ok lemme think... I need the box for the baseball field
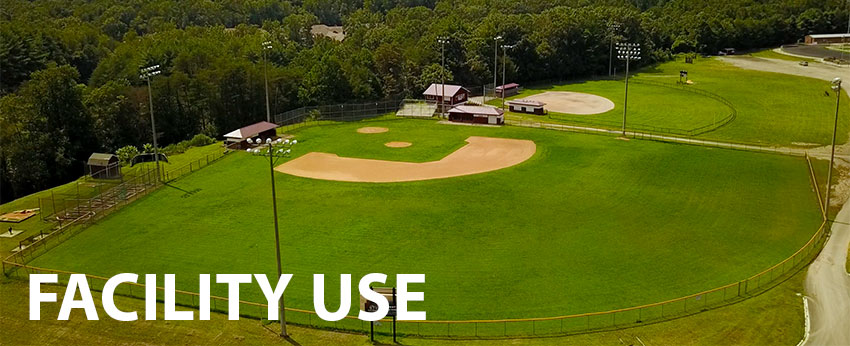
[27,117,822,320]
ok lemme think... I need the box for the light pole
[500,44,514,112]
[140,65,162,182]
[608,23,620,77]
[825,77,842,220]
[438,37,449,117]
[262,41,273,123]
[246,136,297,336]
[616,42,641,137]
[493,35,502,102]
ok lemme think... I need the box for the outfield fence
[2,216,827,338]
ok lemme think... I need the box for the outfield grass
[747,49,816,63]
[0,267,805,345]
[505,56,850,146]
[29,119,821,320]
[498,79,730,133]
[0,143,224,259]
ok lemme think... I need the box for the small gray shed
[88,153,121,179]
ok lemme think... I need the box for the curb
[796,296,810,346]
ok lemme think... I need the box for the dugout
[448,105,504,125]
[87,153,121,179]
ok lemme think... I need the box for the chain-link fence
[38,151,228,224]
[274,99,404,131]
[2,214,826,338]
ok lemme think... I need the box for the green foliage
[142,143,154,153]
[3,0,850,202]
[115,145,140,165]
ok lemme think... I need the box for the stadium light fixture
[437,37,450,117]
[825,77,842,220]
[262,41,274,123]
[616,42,641,137]
[140,64,162,182]
[247,135,296,337]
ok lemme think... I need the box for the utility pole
[826,77,842,221]
[500,44,514,112]
[262,41,273,123]
[493,35,502,102]
[616,42,641,137]
[608,23,620,77]
[438,37,449,117]
[140,65,161,182]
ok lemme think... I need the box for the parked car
[718,48,736,56]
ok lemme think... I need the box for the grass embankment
[0,143,224,259]
[28,119,821,321]
[747,48,816,63]
[0,268,806,345]
[504,57,850,147]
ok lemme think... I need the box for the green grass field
[501,79,731,132]
[0,143,225,256]
[747,49,816,63]
[504,57,850,146]
[27,119,821,320]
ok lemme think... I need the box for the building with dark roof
[224,121,279,149]
[447,105,504,125]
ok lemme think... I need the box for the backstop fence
[3,152,828,338]
[273,99,404,131]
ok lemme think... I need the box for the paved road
[782,45,848,60]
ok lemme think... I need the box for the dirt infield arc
[523,91,615,115]
[275,136,536,182]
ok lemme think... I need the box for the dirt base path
[275,136,536,183]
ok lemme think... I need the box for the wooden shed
[88,153,121,179]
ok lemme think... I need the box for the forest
[1,0,847,202]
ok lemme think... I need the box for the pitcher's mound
[357,127,389,134]
[524,91,614,115]
[385,141,412,148]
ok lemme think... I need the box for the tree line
[1,0,847,202]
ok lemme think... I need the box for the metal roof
[507,99,545,107]
[87,153,118,166]
[224,121,279,140]
[496,83,520,91]
[423,84,467,97]
[808,33,850,39]
[448,105,504,116]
